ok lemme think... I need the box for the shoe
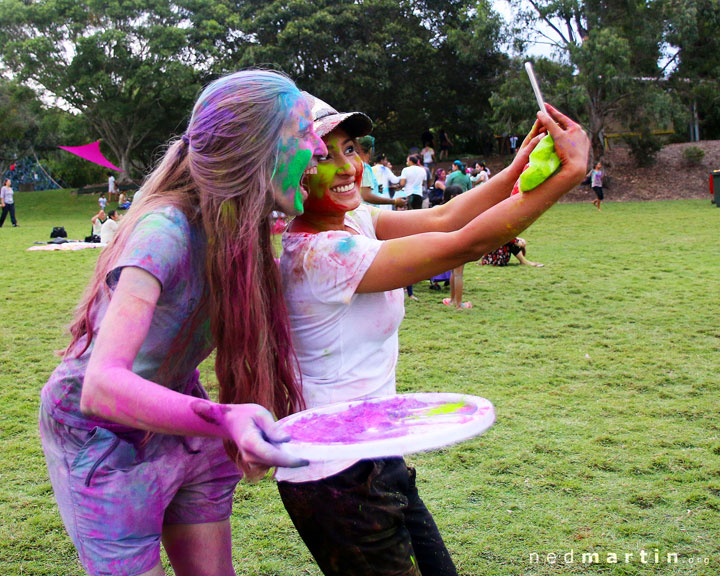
[12,224,18,227]
[442,298,452,306]
[408,295,419,301]
[458,301,472,309]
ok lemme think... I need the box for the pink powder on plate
[283,396,482,444]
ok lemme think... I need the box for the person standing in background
[107,172,118,202]
[0,179,18,227]
[372,154,400,203]
[399,154,427,210]
[420,143,435,173]
[357,137,406,210]
[590,161,604,210]
[438,128,453,160]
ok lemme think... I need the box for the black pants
[278,458,457,576]
[408,195,424,210]
[0,203,16,226]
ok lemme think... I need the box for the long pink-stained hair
[64,70,305,475]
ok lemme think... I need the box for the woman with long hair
[276,96,589,576]
[39,70,325,576]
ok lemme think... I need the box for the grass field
[1,189,718,575]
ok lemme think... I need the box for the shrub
[682,146,705,166]
[623,130,663,167]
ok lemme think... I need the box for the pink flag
[58,141,123,172]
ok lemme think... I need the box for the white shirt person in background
[398,153,427,210]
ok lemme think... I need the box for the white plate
[276,393,495,461]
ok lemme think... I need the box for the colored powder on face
[282,148,312,212]
[283,397,481,444]
[309,163,337,198]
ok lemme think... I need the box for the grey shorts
[39,406,242,576]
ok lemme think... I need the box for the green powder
[519,134,561,192]
[282,149,312,212]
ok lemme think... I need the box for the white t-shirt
[398,165,427,198]
[108,175,116,193]
[471,170,489,185]
[422,147,435,164]
[100,218,119,244]
[362,163,393,211]
[276,205,405,483]
[92,217,106,236]
[372,164,399,197]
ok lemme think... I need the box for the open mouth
[330,182,355,194]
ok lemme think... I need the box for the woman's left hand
[222,403,308,481]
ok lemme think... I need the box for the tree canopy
[503,0,669,161]
[0,0,215,177]
[0,0,712,182]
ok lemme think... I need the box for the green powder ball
[519,134,561,192]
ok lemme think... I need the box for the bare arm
[360,186,405,208]
[82,266,305,469]
[374,126,544,240]
[357,105,589,293]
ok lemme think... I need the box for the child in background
[590,161,604,210]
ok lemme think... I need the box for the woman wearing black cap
[276,97,589,576]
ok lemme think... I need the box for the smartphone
[524,62,547,114]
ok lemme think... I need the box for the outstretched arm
[374,121,547,240]
[82,266,306,471]
[357,105,588,293]
[360,186,406,208]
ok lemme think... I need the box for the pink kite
[58,141,123,172]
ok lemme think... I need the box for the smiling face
[303,126,363,217]
[272,96,327,216]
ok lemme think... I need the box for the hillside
[561,140,720,203]
[433,140,720,203]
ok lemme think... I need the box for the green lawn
[1,190,718,575]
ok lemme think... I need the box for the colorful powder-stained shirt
[41,206,212,433]
[277,204,405,482]
[591,169,603,188]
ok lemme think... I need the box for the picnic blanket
[27,242,106,252]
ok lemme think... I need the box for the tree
[441,1,508,152]
[665,0,720,139]
[227,0,506,152]
[0,79,40,174]
[506,0,668,161]
[489,57,582,143]
[0,0,222,178]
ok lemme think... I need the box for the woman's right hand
[536,103,590,184]
[221,403,308,480]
